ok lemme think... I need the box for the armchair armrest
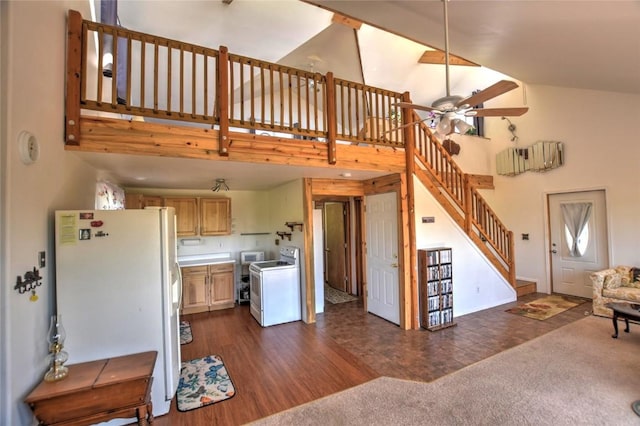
[590,268,616,295]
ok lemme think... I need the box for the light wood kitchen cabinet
[164,197,198,236]
[181,263,235,314]
[124,194,163,209]
[200,198,231,236]
[209,263,235,309]
[181,266,209,314]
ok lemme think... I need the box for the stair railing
[409,112,515,286]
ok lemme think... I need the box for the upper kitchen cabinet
[200,198,231,236]
[124,194,163,209]
[164,197,198,236]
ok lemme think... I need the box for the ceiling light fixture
[211,178,229,192]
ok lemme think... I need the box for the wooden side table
[25,351,157,426]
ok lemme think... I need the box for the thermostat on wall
[18,131,39,165]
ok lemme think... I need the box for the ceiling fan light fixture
[211,178,229,192]
[436,116,452,135]
[453,119,473,134]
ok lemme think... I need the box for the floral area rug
[177,355,236,412]
[324,285,358,304]
[180,320,193,345]
[505,294,589,321]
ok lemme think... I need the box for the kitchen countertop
[177,253,236,267]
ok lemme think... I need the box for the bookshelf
[418,248,456,331]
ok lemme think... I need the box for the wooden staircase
[516,279,537,297]
[407,112,517,289]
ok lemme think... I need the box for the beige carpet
[251,315,640,425]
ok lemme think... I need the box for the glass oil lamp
[44,314,69,382]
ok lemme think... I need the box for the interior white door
[549,190,608,298]
[365,192,400,324]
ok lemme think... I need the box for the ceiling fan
[394,0,528,137]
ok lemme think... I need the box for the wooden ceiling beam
[332,13,362,30]
[418,50,479,67]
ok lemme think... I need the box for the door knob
[391,263,398,268]
[551,249,557,254]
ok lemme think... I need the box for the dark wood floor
[153,292,591,425]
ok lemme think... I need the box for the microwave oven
[240,251,265,264]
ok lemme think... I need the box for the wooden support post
[217,46,230,156]
[302,178,316,324]
[401,92,419,330]
[325,72,337,164]
[66,10,83,146]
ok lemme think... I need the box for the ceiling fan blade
[465,107,529,117]
[380,116,439,135]
[418,50,479,67]
[456,80,520,108]
[393,102,441,113]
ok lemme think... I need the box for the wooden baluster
[153,40,159,113]
[463,174,472,234]
[217,46,229,156]
[191,47,196,118]
[326,72,337,164]
[125,35,132,110]
[140,36,146,112]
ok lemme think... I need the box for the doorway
[548,190,609,298]
[323,202,349,293]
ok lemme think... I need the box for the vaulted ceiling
[81,0,640,190]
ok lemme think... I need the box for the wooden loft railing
[65,10,405,156]
[407,112,515,285]
[65,10,515,287]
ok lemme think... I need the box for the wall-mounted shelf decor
[284,222,303,232]
[276,231,292,241]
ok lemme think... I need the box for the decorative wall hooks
[285,222,304,232]
[16,267,43,300]
[276,231,292,241]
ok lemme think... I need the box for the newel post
[217,46,230,156]
[65,10,83,146]
[325,72,337,164]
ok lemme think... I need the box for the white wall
[481,84,640,292]
[266,179,307,320]
[414,176,515,318]
[2,2,101,425]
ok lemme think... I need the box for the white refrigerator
[54,207,181,421]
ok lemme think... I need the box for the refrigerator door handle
[176,262,183,309]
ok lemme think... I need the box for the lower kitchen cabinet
[181,263,235,314]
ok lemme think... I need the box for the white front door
[366,192,400,324]
[549,190,609,298]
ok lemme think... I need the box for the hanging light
[452,118,473,135]
[211,178,229,192]
[436,115,452,136]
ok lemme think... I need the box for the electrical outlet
[476,286,480,294]
[275,239,280,246]
[38,251,46,268]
